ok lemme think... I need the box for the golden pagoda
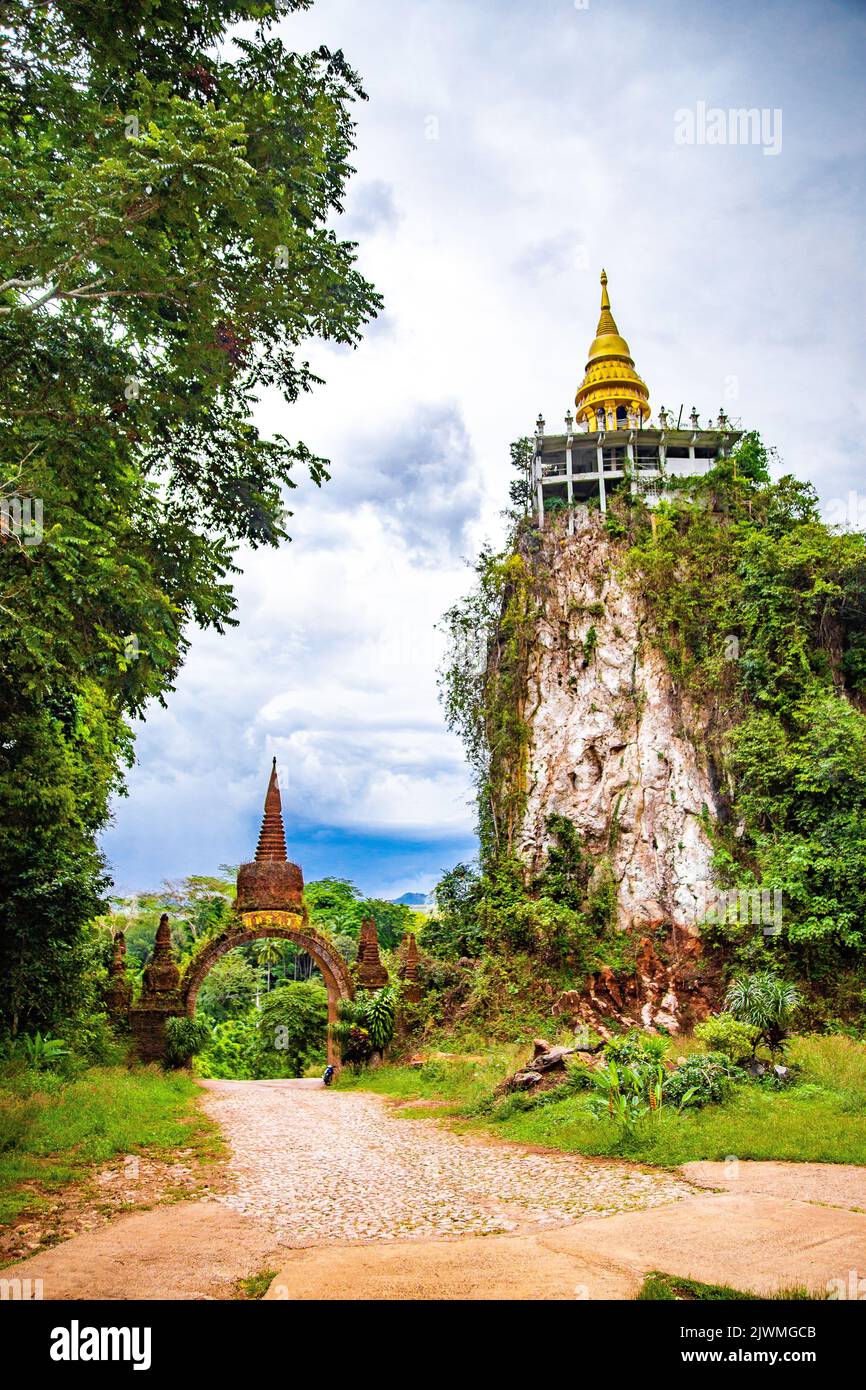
[528,271,742,530]
[574,269,650,430]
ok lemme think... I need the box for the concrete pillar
[596,442,606,513]
[566,433,574,535]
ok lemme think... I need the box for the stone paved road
[200,1079,690,1247]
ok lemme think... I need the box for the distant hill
[391,891,436,912]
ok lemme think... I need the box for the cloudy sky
[102,0,866,898]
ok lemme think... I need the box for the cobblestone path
[200,1079,689,1247]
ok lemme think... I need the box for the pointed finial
[256,759,288,863]
[595,268,618,336]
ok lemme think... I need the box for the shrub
[12,1032,70,1071]
[332,988,395,1066]
[604,1031,668,1082]
[694,1013,760,1063]
[364,989,396,1051]
[163,1015,211,1069]
[563,1058,594,1092]
[725,972,801,1057]
[664,1052,746,1109]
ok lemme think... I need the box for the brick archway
[180,912,354,1067]
[125,760,391,1067]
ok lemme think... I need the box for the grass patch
[0,1065,220,1226]
[350,1034,866,1167]
[637,1272,824,1301]
[335,1047,522,1112]
[788,1034,866,1109]
[235,1269,278,1300]
[485,1084,866,1166]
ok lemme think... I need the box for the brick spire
[255,758,288,863]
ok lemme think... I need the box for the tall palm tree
[253,939,284,995]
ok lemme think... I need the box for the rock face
[517,515,724,1026]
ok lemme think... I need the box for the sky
[101,0,866,899]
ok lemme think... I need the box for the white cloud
[104,0,866,894]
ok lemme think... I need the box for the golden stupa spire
[596,268,618,335]
[575,269,651,429]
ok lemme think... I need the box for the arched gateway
[125,760,383,1068]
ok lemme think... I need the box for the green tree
[0,1,380,1032]
[253,938,285,995]
[422,862,484,960]
[507,436,534,517]
[304,878,412,953]
[256,981,329,1077]
[197,952,258,1023]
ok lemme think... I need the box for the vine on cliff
[440,536,539,861]
[616,434,866,1010]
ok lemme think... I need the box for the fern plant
[331,989,396,1066]
[164,1015,212,1069]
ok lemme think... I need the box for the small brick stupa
[105,930,133,1019]
[400,931,422,1004]
[356,915,388,990]
[235,758,305,915]
[141,913,180,996]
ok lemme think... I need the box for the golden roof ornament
[574,269,651,430]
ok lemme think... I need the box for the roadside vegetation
[0,1053,219,1228]
[636,1272,824,1301]
[339,1032,866,1168]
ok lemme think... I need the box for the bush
[694,1013,760,1063]
[563,1058,595,1093]
[664,1052,746,1109]
[604,1031,668,1082]
[725,972,801,1057]
[332,988,396,1067]
[163,1015,211,1069]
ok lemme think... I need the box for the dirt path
[200,1078,689,1243]
[3,1079,865,1300]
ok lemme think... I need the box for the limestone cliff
[515,513,725,1029]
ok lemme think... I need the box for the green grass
[335,1047,522,1112]
[349,1034,866,1168]
[235,1269,278,1300]
[486,1085,866,1166]
[637,1272,824,1301]
[0,1064,220,1226]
